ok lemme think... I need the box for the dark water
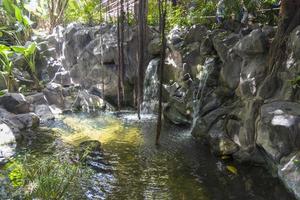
[0,113,295,200]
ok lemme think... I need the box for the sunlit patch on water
[60,114,143,146]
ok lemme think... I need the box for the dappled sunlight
[59,115,143,147]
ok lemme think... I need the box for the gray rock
[163,93,192,126]
[238,99,263,148]
[52,71,72,86]
[257,101,300,162]
[148,37,161,56]
[191,106,233,139]
[233,29,267,56]
[220,52,242,89]
[168,26,187,45]
[35,104,55,124]
[278,151,300,200]
[0,123,16,165]
[237,55,268,98]
[73,90,108,112]
[208,120,239,156]
[26,93,48,105]
[262,25,275,38]
[184,24,207,44]
[211,31,240,63]
[43,83,64,108]
[0,93,30,114]
[11,113,40,130]
[200,37,214,56]
[288,26,300,60]
[47,60,62,79]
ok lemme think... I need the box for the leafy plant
[11,42,39,88]
[0,44,15,92]
[4,153,92,199]
[2,0,32,41]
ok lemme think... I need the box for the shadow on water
[0,112,295,200]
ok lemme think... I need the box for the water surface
[0,113,295,200]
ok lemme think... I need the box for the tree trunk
[120,0,125,104]
[117,5,122,110]
[137,0,147,119]
[268,0,300,73]
[156,0,167,145]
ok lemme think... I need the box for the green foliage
[148,0,280,29]
[290,76,300,88]
[0,44,14,91]
[147,0,217,29]
[187,1,216,27]
[4,154,91,199]
[11,42,37,74]
[1,0,32,40]
[64,0,104,25]
[0,90,6,96]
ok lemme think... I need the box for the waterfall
[141,58,160,113]
[193,57,215,119]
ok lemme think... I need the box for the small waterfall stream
[141,58,160,114]
[191,57,216,132]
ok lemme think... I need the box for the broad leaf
[2,0,15,16]
[11,45,26,54]
[14,5,23,23]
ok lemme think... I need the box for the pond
[0,112,295,200]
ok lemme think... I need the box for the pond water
[0,112,295,200]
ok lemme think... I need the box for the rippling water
[0,113,295,200]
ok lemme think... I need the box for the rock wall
[48,23,155,107]
[143,24,300,199]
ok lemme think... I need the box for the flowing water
[0,113,295,200]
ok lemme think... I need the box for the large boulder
[208,120,239,156]
[34,104,55,124]
[26,93,48,105]
[73,90,111,112]
[184,24,207,44]
[211,31,240,63]
[288,26,300,61]
[148,37,161,56]
[220,51,242,89]
[233,29,268,57]
[236,55,268,98]
[10,113,40,130]
[0,123,16,165]
[43,83,65,108]
[0,93,30,114]
[164,101,191,125]
[257,101,300,162]
[278,151,300,199]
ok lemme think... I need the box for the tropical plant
[11,42,39,88]
[1,0,32,41]
[0,44,15,92]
